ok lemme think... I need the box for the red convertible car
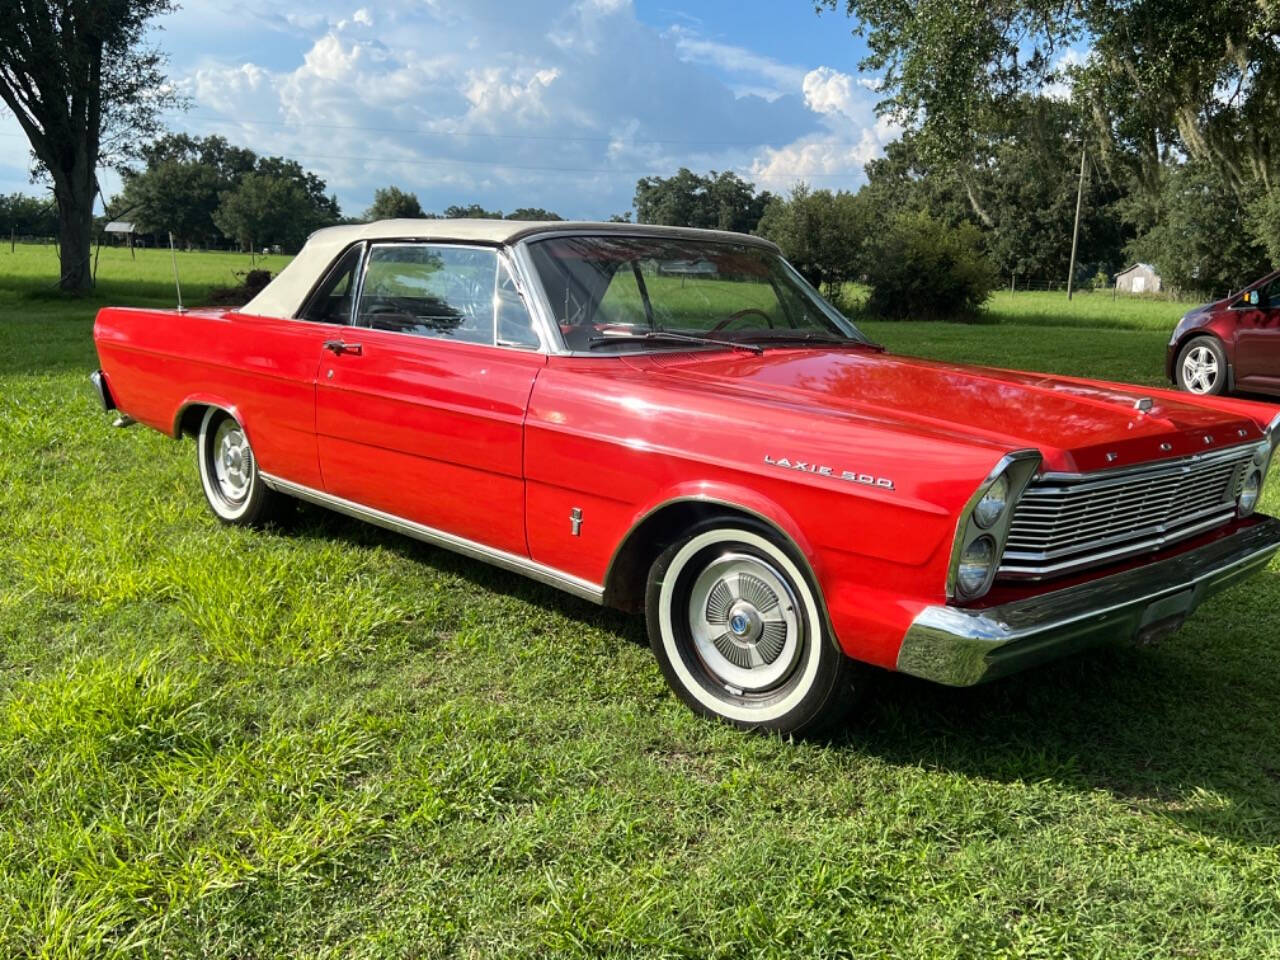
[92,220,1280,734]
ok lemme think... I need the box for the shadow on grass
[849,656,1280,848]
[287,500,1280,848]
[286,502,647,646]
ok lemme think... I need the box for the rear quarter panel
[93,307,333,488]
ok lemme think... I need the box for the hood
[636,347,1264,473]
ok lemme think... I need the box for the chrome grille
[1000,445,1255,579]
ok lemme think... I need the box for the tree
[117,134,256,245]
[443,203,502,219]
[507,207,563,221]
[0,1,181,290]
[821,0,1280,208]
[756,184,870,293]
[254,155,340,229]
[848,102,1130,284]
[0,193,59,238]
[437,204,562,220]
[117,136,338,249]
[634,169,773,233]
[214,173,325,253]
[1129,160,1269,295]
[863,212,998,319]
[365,186,424,221]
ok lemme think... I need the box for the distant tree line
[625,95,1275,316]
[111,134,339,252]
[0,193,59,238]
[363,186,565,224]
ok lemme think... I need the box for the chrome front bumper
[897,517,1280,686]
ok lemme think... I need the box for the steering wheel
[709,308,775,333]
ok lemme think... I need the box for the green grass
[3,244,1280,957]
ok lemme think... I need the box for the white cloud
[802,66,859,118]
[0,1,899,215]
[1044,47,1090,100]
[747,67,898,192]
[462,67,560,119]
[664,25,806,98]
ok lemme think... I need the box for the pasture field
[1,244,1279,958]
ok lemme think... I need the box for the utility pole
[1066,142,1087,301]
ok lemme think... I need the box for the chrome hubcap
[212,419,252,502]
[688,552,803,692]
[1183,346,1219,394]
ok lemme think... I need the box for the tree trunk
[51,149,97,292]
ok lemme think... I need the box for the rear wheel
[1176,336,1228,395]
[645,519,862,734]
[196,408,287,525]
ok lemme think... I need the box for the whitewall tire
[645,519,862,734]
[196,407,286,525]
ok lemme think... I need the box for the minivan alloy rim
[1183,345,1219,393]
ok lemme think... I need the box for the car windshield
[524,235,870,352]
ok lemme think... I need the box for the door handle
[323,340,363,356]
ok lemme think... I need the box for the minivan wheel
[645,519,862,735]
[1176,336,1228,396]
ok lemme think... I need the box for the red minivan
[1168,269,1280,398]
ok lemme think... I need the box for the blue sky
[0,0,894,220]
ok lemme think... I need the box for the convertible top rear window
[526,235,867,352]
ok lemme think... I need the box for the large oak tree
[0,0,179,290]
[822,0,1280,204]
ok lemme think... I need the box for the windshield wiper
[586,330,764,354]
[736,330,885,351]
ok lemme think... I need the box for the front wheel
[645,520,862,734]
[196,408,288,525]
[1176,336,1228,396]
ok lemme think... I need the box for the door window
[356,244,499,345]
[298,244,362,324]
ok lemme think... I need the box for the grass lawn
[2,245,1280,958]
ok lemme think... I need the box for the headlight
[1240,469,1263,516]
[973,474,1010,528]
[956,536,996,598]
[947,449,1042,603]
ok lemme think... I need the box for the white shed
[1115,263,1162,294]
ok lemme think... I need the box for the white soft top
[240,218,778,319]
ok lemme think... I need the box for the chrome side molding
[259,473,606,604]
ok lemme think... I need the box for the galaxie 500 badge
[764,454,895,491]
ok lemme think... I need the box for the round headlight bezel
[1239,468,1263,516]
[956,535,997,598]
[973,474,1011,529]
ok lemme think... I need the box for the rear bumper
[896,516,1280,686]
